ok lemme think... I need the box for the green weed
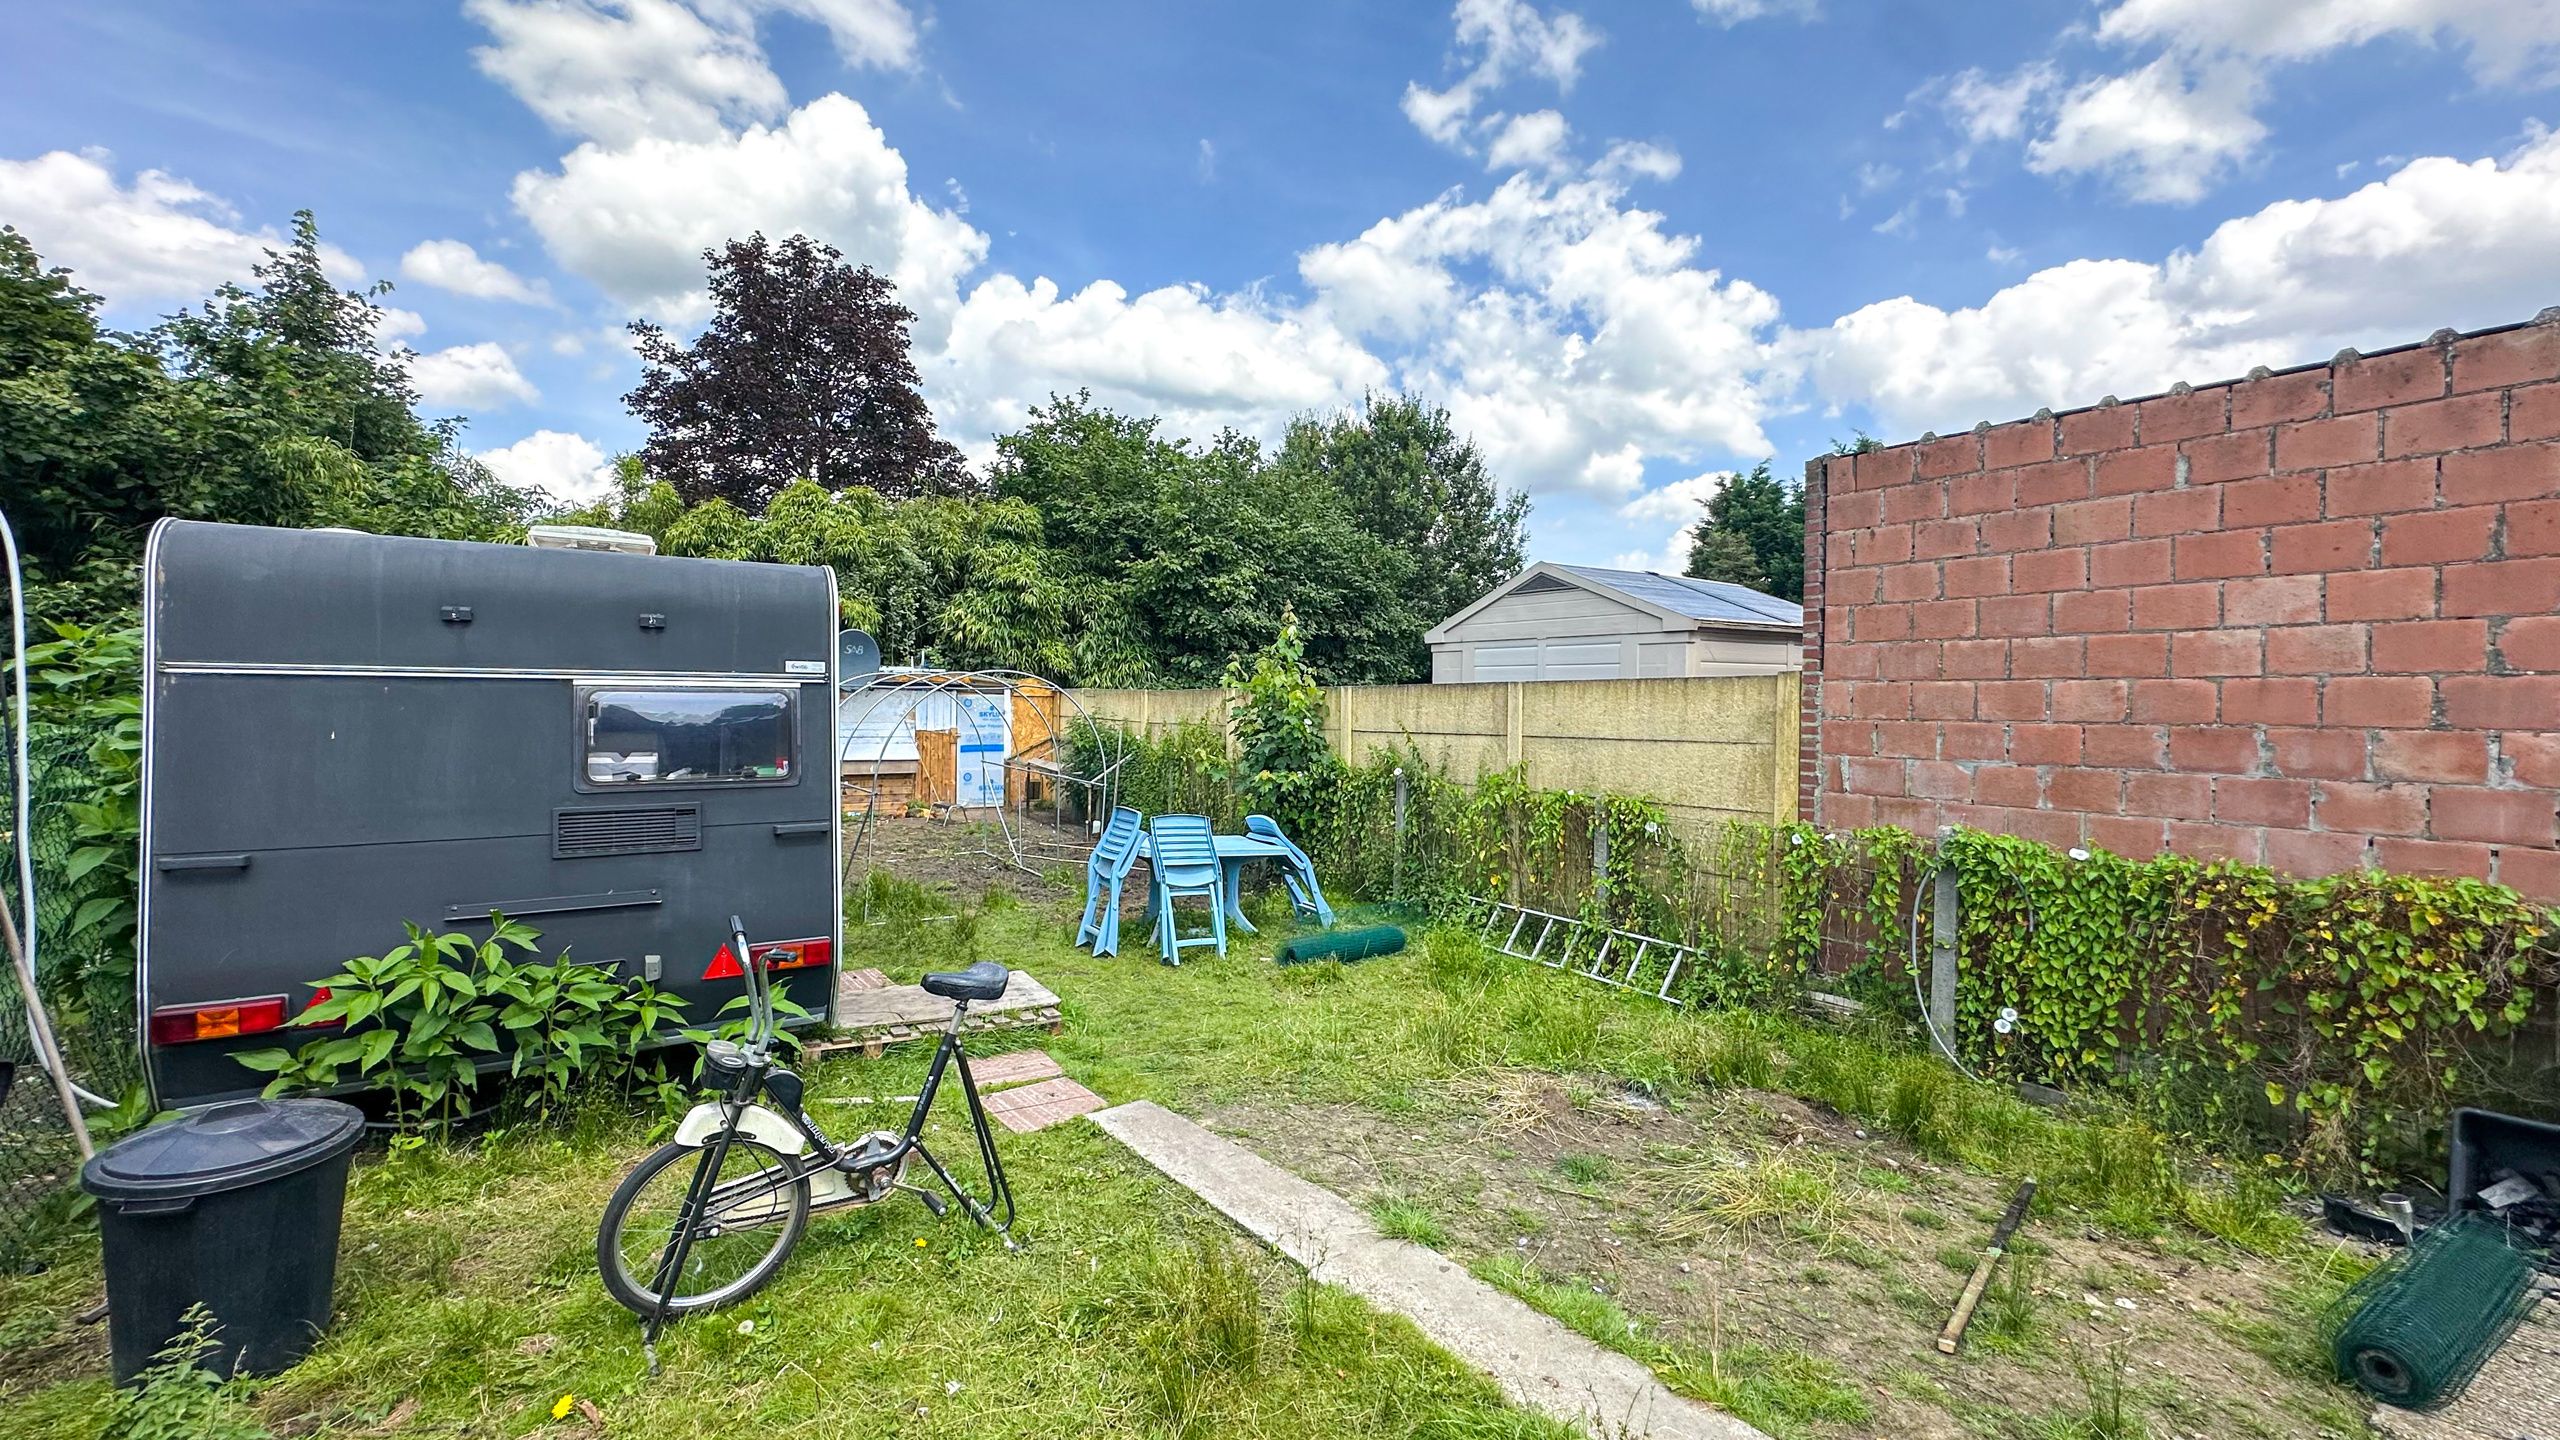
[1368,1192,1452,1249]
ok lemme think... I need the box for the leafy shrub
[237,914,687,1126]
[1223,608,1336,835]
[19,621,143,1021]
[105,1306,270,1440]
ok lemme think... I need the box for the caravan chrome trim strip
[156,663,824,684]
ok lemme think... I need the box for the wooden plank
[915,728,957,805]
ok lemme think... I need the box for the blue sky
[7,1,2559,572]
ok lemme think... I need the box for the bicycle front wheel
[598,1137,811,1317]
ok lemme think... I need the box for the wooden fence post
[1929,829,1960,1063]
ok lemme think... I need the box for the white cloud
[410,342,540,409]
[1594,139,1682,181]
[375,307,429,344]
[2096,0,2560,85]
[1855,161,1900,192]
[1798,130,2560,435]
[1611,471,1724,573]
[476,0,1781,510]
[465,0,786,145]
[1484,110,1571,172]
[508,93,987,338]
[1688,0,1816,24]
[1942,62,2059,145]
[1303,172,1787,494]
[2026,57,2266,204]
[0,149,357,308]
[1453,0,1600,89]
[1616,468,1730,523]
[464,0,918,147]
[1196,138,1216,183]
[399,238,553,304]
[926,275,1386,454]
[751,0,920,71]
[1402,0,1599,156]
[475,428,620,503]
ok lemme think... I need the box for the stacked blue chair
[1147,813,1227,965]
[1245,814,1336,927]
[1077,806,1144,956]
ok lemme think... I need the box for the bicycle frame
[640,918,1016,1358]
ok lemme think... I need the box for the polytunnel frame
[835,667,1130,912]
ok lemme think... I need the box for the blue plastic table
[1133,831,1287,934]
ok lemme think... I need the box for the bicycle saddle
[921,961,1010,1002]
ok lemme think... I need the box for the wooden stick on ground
[1938,1176,2036,1355]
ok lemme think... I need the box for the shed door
[1468,637,1627,681]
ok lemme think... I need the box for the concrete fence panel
[1075,674,1802,832]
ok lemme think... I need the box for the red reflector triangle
[703,945,744,981]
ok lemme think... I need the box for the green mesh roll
[2325,1214,2537,1411]
[1275,926,1408,965]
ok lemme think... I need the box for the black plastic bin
[80,1098,364,1384]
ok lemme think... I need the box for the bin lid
[81,1098,365,1202]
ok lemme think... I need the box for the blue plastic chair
[1077,806,1145,956]
[1245,814,1336,927]
[1147,814,1227,965]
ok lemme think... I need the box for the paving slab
[983,1076,1105,1133]
[1089,1099,1768,1440]
[967,1050,1065,1089]
[823,969,1064,1055]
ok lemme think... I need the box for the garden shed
[1425,562,1802,683]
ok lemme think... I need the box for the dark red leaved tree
[625,232,974,508]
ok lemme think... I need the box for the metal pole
[1391,768,1407,901]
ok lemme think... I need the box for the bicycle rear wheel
[598,1137,811,1317]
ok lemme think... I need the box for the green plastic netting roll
[1274,926,1408,965]
[2325,1213,2537,1411]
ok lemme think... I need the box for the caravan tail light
[149,996,289,1046]
[702,936,834,981]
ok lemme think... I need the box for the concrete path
[1089,1100,1769,1440]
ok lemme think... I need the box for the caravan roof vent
[527,524,657,555]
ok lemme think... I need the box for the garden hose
[2326,1214,2537,1410]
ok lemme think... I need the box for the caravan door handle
[771,821,830,838]
[156,854,251,873]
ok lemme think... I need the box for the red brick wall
[1801,315,2560,899]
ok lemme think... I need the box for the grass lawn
[0,874,2376,1439]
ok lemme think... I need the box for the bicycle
[596,915,1018,1365]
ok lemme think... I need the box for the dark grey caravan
[139,521,841,1109]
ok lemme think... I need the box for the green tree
[0,228,237,618]
[0,215,538,621]
[1272,392,1529,676]
[1682,461,1803,601]
[1684,526,1768,590]
[990,394,1411,685]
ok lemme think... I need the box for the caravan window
[581,688,796,787]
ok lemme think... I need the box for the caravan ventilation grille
[555,804,702,858]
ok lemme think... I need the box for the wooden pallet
[811,969,1064,1059]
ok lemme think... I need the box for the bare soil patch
[1209,1073,2372,1439]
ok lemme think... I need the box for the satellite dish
[837,629,882,681]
